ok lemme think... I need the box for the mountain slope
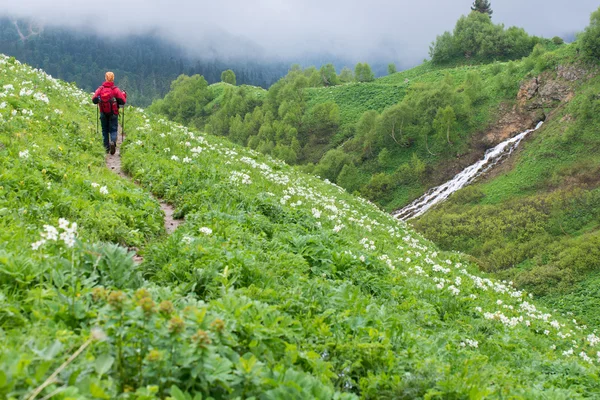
[413,58,600,323]
[3,54,600,398]
[153,42,571,216]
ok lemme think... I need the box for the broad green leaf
[42,340,64,360]
[90,382,110,399]
[94,354,114,376]
[169,385,188,400]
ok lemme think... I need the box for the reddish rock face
[517,77,539,105]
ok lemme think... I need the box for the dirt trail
[105,127,183,261]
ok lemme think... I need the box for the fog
[1,0,598,65]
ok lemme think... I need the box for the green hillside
[413,57,600,324]
[4,54,600,398]
[410,7,600,326]
[141,7,600,334]
[151,46,569,215]
[148,9,559,214]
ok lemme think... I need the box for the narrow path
[105,126,183,260]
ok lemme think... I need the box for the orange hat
[105,72,114,82]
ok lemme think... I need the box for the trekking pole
[121,105,125,144]
[96,104,99,136]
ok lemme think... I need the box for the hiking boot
[110,142,116,155]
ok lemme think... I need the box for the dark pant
[100,113,119,151]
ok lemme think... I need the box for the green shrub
[581,6,600,60]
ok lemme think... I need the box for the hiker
[92,72,127,154]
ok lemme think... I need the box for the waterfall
[393,121,543,221]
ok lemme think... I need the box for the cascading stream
[394,121,543,221]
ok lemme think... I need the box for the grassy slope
[172,54,552,214]
[413,49,600,325]
[203,81,267,113]
[305,62,500,129]
[303,59,537,211]
[4,54,600,398]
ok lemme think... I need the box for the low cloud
[1,1,598,66]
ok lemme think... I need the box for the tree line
[149,61,378,166]
[0,18,290,106]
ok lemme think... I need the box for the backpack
[98,86,116,115]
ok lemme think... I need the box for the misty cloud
[1,1,598,66]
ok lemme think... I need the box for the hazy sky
[1,1,598,65]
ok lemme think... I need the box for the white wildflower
[580,351,593,364]
[448,285,460,296]
[587,334,600,347]
[333,224,345,233]
[31,239,46,250]
[58,218,69,230]
[42,225,59,241]
[461,339,478,348]
[230,171,252,185]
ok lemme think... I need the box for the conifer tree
[471,0,493,16]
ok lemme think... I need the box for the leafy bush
[430,12,538,64]
[581,6,600,60]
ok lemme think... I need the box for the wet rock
[482,107,538,146]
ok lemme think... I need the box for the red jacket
[92,81,127,115]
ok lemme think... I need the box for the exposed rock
[481,105,540,146]
[423,64,588,193]
[517,78,539,106]
[556,64,587,81]
[539,80,571,103]
[518,70,575,112]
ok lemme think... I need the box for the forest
[0,18,290,106]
